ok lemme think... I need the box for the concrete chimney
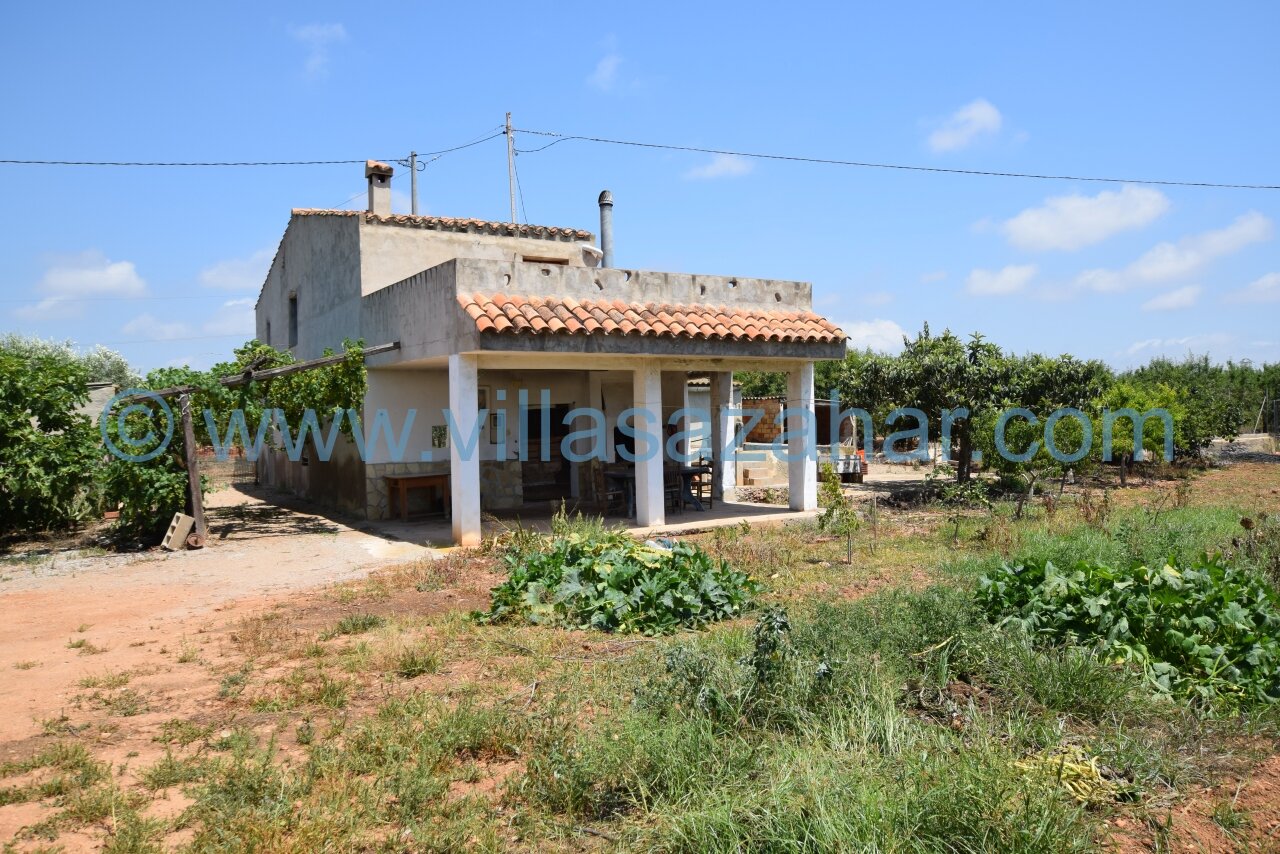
[366,160,393,215]
[598,189,614,268]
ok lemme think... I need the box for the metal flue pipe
[598,189,614,268]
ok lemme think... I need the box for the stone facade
[364,460,449,520]
[479,460,523,510]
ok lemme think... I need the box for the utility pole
[178,393,206,548]
[505,112,517,224]
[409,151,418,215]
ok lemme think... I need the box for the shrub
[474,529,760,634]
[977,555,1280,706]
[0,349,102,534]
[100,452,190,543]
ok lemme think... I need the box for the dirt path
[0,487,433,746]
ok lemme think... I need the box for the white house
[254,161,846,545]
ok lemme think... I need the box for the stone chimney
[365,160,393,215]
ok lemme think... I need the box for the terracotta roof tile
[455,294,845,345]
[291,209,593,242]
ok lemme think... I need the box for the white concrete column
[710,371,735,501]
[788,361,818,511]
[633,361,665,527]
[449,354,482,546]
[575,371,605,500]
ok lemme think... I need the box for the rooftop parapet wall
[451,258,813,312]
[361,257,841,365]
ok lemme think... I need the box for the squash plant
[475,531,760,635]
[978,554,1280,707]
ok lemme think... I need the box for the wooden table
[386,474,451,522]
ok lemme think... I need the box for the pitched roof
[291,209,593,241]
[457,293,846,344]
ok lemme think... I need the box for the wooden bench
[386,474,451,523]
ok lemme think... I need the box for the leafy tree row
[1,335,366,541]
[737,324,1277,484]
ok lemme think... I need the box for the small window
[265,320,272,345]
[287,295,298,348]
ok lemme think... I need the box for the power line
[331,127,507,209]
[95,333,250,346]
[0,128,508,169]
[0,294,244,303]
[0,157,376,167]
[513,127,1280,190]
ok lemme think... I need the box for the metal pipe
[598,190,614,267]
[410,151,418,215]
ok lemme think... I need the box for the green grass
[395,645,442,678]
[946,503,1259,581]
[166,697,527,852]
[78,669,132,690]
[514,599,1114,852]
[12,475,1280,851]
[321,613,385,639]
[139,750,211,790]
[66,637,105,655]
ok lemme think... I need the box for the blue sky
[2,2,1277,374]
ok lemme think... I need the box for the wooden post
[179,394,207,548]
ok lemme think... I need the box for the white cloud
[39,251,145,297]
[1074,212,1273,293]
[14,251,147,320]
[121,314,194,341]
[683,153,753,180]
[1129,212,1271,281]
[927,99,1003,153]
[201,299,256,337]
[199,248,274,291]
[965,264,1036,296]
[1141,285,1201,312]
[14,297,77,319]
[863,291,894,307]
[119,299,255,343]
[1227,272,1280,304]
[290,23,346,77]
[1124,332,1232,357]
[840,319,907,353]
[587,53,622,91]
[919,270,947,284]
[1002,185,1170,251]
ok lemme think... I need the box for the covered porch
[366,353,823,546]
[358,260,846,544]
[446,353,821,545]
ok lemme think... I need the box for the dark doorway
[522,404,573,502]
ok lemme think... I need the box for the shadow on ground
[207,504,342,540]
